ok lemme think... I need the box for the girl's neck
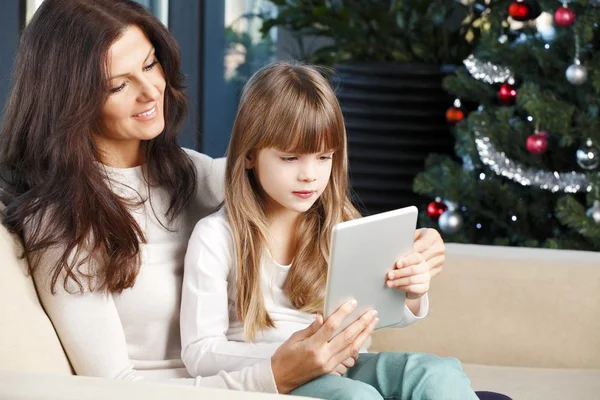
[266,210,301,266]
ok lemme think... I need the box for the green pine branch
[555,196,600,249]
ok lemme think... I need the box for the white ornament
[566,59,588,85]
[586,200,600,225]
[439,210,464,234]
[576,139,600,171]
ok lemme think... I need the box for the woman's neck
[95,137,145,168]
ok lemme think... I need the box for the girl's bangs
[260,96,343,154]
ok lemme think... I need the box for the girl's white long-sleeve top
[180,207,428,378]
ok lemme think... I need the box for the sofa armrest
[370,243,600,369]
[0,371,314,400]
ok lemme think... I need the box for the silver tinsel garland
[460,51,598,193]
[472,128,594,193]
[463,55,513,84]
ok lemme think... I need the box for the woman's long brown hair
[225,62,360,341]
[0,0,196,293]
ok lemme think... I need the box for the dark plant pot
[334,62,457,216]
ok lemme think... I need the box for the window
[26,0,168,26]
[25,0,45,23]
[202,0,277,156]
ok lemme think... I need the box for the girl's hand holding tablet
[270,299,379,393]
[386,251,431,299]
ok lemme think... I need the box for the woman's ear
[244,151,255,169]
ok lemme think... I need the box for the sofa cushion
[370,243,600,369]
[0,217,72,374]
[0,371,312,400]
[464,364,600,400]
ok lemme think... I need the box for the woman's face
[98,25,166,158]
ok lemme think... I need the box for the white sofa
[2,217,600,399]
[370,244,600,399]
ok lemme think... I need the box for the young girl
[181,61,477,399]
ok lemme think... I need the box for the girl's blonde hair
[225,61,360,340]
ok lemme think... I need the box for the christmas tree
[414,0,600,251]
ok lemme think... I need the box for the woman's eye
[143,60,159,72]
[319,155,333,160]
[109,82,127,93]
[281,157,297,162]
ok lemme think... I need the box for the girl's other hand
[386,252,431,299]
[330,356,356,376]
[410,228,446,278]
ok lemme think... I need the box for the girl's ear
[245,151,255,169]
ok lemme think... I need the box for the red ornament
[498,83,517,105]
[446,106,465,125]
[554,6,576,28]
[427,200,448,222]
[508,0,532,21]
[526,131,549,154]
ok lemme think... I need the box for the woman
[0,0,446,394]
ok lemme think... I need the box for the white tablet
[323,206,418,337]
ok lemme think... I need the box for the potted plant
[260,0,487,214]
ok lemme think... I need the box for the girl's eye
[143,59,159,72]
[109,82,127,93]
[281,157,298,162]
[319,154,333,161]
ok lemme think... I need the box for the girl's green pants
[290,352,478,400]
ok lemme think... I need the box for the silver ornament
[566,59,588,85]
[438,210,464,234]
[576,139,600,171]
[586,200,600,225]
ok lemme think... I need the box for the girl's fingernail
[388,272,394,279]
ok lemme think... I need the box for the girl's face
[247,147,334,216]
[97,25,166,160]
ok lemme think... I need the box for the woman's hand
[270,300,378,393]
